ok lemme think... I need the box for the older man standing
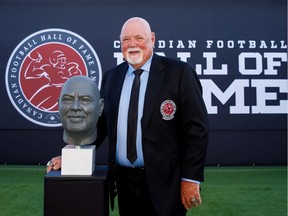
[96,17,209,216]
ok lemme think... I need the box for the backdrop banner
[0,0,286,165]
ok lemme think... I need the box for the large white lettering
[264,53,287,75]
[200,79,288,114]
[251,79,288,114]
[112,40,287,115]
[200,79,249,114]
[203,52,228,75]
[239,52,263,75]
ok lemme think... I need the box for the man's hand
[181,180,202,209]
[46,156,62,173]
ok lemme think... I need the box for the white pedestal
[61,145,96,175]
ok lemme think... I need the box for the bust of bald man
[58,75,104,146]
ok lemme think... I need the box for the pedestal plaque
[61,145,95,175]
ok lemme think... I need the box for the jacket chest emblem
[160,100,176,120]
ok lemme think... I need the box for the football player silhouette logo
[24,49,83,111]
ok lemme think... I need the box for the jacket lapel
[142,55,166,130]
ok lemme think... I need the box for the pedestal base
[44,165,109,216]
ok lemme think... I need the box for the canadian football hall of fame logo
[5,28,102,127]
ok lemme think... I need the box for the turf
[187,166,287,216]
[0,166,45,216]
[0,166,286,216]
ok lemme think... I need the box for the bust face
[58,76,103,145]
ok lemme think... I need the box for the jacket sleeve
[180,63,209,182]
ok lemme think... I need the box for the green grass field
[0,165,286,216]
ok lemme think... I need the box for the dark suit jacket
[96,54,209,215]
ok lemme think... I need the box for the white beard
[125,48,143,65]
